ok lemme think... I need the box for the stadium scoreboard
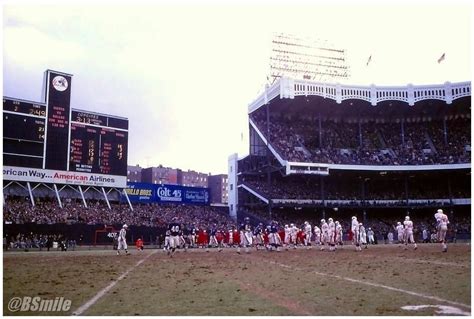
[69,111,128,175]
[3,70,128,187]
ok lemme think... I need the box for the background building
[127,165,142,183]
[127,165,229,204]
[208,174,229,204]
[140,165,179,185]
[178,169,209,188]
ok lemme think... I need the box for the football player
[435,209,449,252]
[359,223,368,249]
[320,219,329,251]
[327,218,336,251]
[284,224,291,250]
[313,224,321,248]
[335,221,343,247]
[289,223,298,249]
[168,218,181,257]
[208,224,219,251]
[395,221,405,245]
[268,221,282,252]
[117,224,130,255]
[303,221,312,249]
[351,216,361,251]
[253,223,265,250]
[237,217,253,254]
[403,216,417,250]
[188,224,197,248]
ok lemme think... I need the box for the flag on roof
[437,53,446,63]
[366,55,372,66]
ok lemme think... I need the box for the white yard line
[268,260,471,310]
[72,250,158,316]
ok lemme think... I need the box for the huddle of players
[115,208,450,256]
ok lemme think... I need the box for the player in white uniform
[289,223,298,248]
[435,209,449,252]
[395,222,405,245]
[335,221,343,247]
[403,216,417,250]
[367,227,375,245]
[351,216,361,251]
[303,221,312,249]
[228,227,234,247]
[313,225,321,247]
[320,219,329,251]
[237,217,253,254]
[359,223,368,249]
[117,224,130,255]
[284,224,291,250]
[327,218,336,251]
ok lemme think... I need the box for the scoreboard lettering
[3,98,46,117]
[2,70,128,180]
[69,118,128,176]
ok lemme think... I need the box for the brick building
[208,174,228,204]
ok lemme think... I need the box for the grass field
[3,243,471,316]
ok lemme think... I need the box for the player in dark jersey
[167,218,181,257]
[208,224,219,251]
[253,223,265,250]
[188,224,197,248]
[268,221,282,252]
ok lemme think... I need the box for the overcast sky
[2,1,472,175]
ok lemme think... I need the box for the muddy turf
[3,243,471,316]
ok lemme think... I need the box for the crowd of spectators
[251,111,470,165]
[241,174,469,202]
[3,197,235,231]
[4,232,74,251]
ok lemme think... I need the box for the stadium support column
[358,121,363,147]
[102,187,111,210]
[78,185,88,208]
[266,103,272,220]
[26,182,35,207]
[53,184,63,209]
[123,189,134,211]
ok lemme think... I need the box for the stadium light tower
[269,33,350,83]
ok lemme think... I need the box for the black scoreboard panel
[3,97,128,176]
[3,99,46,169]
[3,113,45,142]
[44,71,72,171]
[69,112,128,176]
[3,98,46,117]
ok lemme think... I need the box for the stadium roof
[249,78,471,120]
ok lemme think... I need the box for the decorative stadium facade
[228,77,471,222]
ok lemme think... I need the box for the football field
[3,243,471,316]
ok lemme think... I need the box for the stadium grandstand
[228,77,471,242]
